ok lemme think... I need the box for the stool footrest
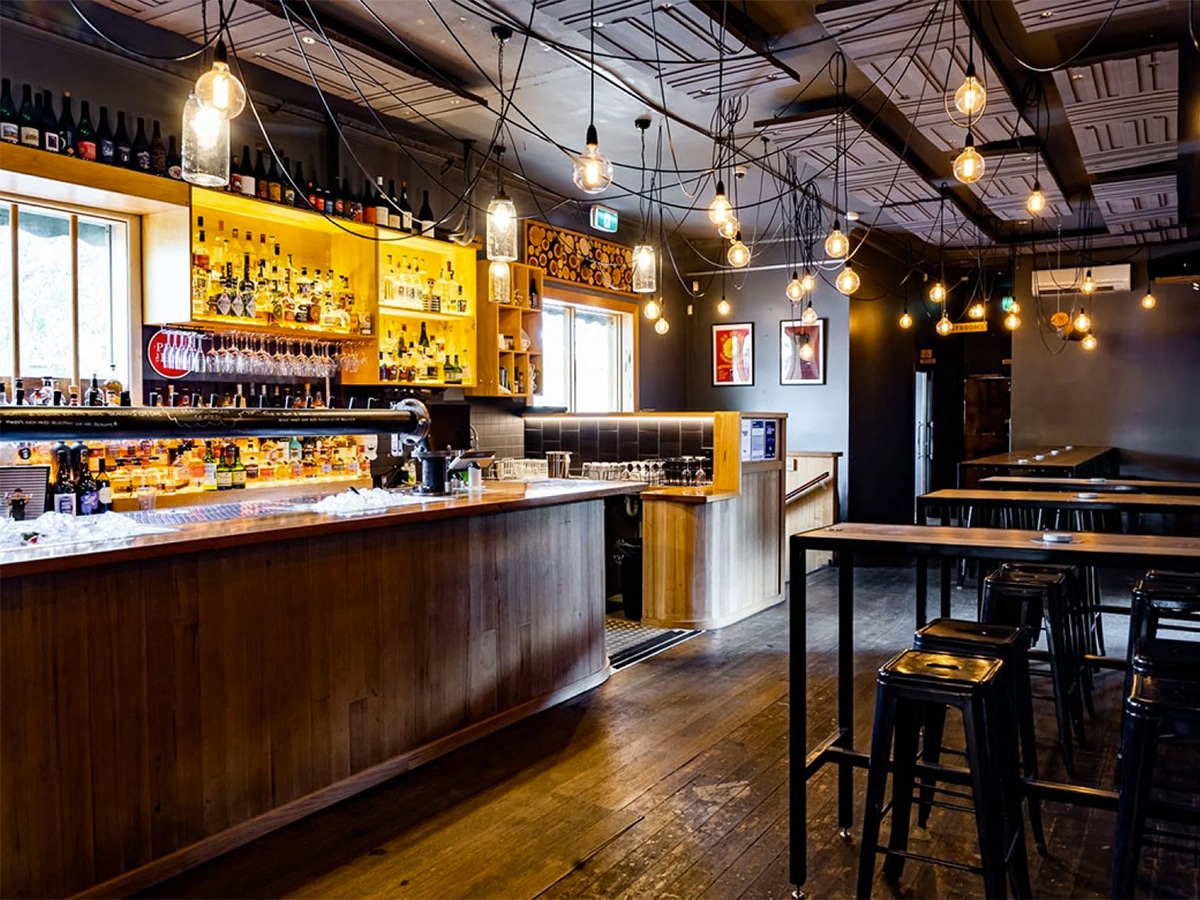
[871,847,983,875]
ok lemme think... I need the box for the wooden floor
[144,566,1198,900]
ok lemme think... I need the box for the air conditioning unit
[1031,263,1131,296]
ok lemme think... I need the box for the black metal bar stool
[1125,572,1200,702]
[857,650,1032,899]
[982,566,1087,775]
[1111,662,1200,898]
[912,618,1047,854]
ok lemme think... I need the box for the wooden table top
[0,479,644,578]
[919,488,1200,511]
[959,446,1112,468]
[980,476,1200,495]
[791,522,1200,562]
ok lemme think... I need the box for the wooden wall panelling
[785,452,840,573]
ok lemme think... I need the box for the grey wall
[1011,257,1200,479]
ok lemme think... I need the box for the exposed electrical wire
[67,0,234,61]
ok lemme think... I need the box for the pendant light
[836,261,860,295]
[654,316,670,334]
[1141,286,1157,309]
[572,0,612,194]
[929,190,948,302]
[1073,307,1091,332]
[643,297,662,319]
[631,245,656,293]
[488,260,512,304]
[953,25,986,120]
[1080,268,1096,294]
[717,216,740,241]
[936,312,954,335]
[953,133,984,184]
[727,233,750,268]
[801,299,818,326]
[899,307,914,329]
[825,224,849,259]
[708,180,732,225]
[800,270,817,294]
[485,147,518,262]
[798,332,815,362]
[785,271,805,302]
[968,299,986,319]
[1027,182,1046,215]
[1004,311,1021,330]
[826,55,851,260]
[929,281,947,303]
[716,295,732,316]
[1081,332,1097,351]
[194,39,246,120]
[181,91,229,187]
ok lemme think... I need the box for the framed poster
[780,319,826,385]
[712,322,754,386]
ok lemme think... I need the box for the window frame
[0,192,142,397]
[541,286,639,412]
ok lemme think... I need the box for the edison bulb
[632,244,656,293]
[655,317,670,335]
[1080,269,1096,294]
[836,262,860,295]
[968,301,986,319]
[1141,290,1157,310]
[800,270,817,293]
[485,193,518,262]
[825,225,849,259]
[708,180,732,225]
[181,92,229,187]
[798,338,815,362]
[643,297,662,320]
[801,300,818,326]
[716,297,732,316]
[936,313,954,336]
[785,272,804,302]
[1081,332,1097,351]
[727,234,750,269]
[1009,300,1021,315]
[717,216,740,240]
[1004,312,1021,330]
[572,125,613,194]
[1027,182,1046,215]
[899,310,914,329]
[1073,308,1091,332]
[929,281,947,303]
[194,41,247,119]
[953,135,984,184]
[954,65,987,118]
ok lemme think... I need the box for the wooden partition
[785,451,841,573]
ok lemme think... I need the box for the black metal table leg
[789,536,808,889]
[837,551,856,838]
[940,557,953,618]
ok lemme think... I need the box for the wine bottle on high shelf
[374,176,390,226]
[95,105,115,164]
[238,144,255,196]
[386,179,401,229]
[75,100,95,160]
[149,120,167,175]
[254,147,268,200]
[417,189,435,237]
[18,84,38,147]
[343,176,357,221]
[166,133,182,178]
[330,176,344,217]
[131,116,151,171]
[0,78,18,144]
[113,111,132,167]
[39,90,60,153]
[306,172,322,212]
[282,156,295,205]
[266,151,282,202]
[84,374,103,406]
[360,178,374,224]
[58,92,77,157]
[399,180,414,232]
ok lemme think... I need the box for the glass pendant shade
[968,301,986,319]
[825,225,849,258]
[643,297,662,320]
[1081,332,1097,351]
[632,244,657,293]
[572,124,613,194]
[785,272,804,302]
[726,234,750,269]
[488,260,512,304]
[194,41,247,120]
[717,216,740,240]
[836,261,860,295]
[1073,308,1091,332]
[1026,182,1046,215]
[1004,312,1021,330]
[801,300,818,326]
[800,270,817,294]
[936,313,954,336]
[798,335,815,362]
[708,180,732,225]
[1141,290,1156,310]
[181,92,230,187]
[654,316,670,335]
[1010,301,1021,315]
[899,310,914,329]
[716,297,732,316]
[953,134,984,184]
[1081,269,1096,294]
[954,64,987,117]
[929,280,947,303]
[485,193,518,262]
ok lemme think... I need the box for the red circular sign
[147,330,191,378]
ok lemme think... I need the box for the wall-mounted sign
[919,348,935,364]
[1001,295,1016,311]
[589,205,619,233]
[146,329,191,378]
[950,321,988,334]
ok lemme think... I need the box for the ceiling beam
[1178,37,1200,238]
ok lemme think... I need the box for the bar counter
[1,479,638,898]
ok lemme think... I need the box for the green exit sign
[1001,295,1015,311]
[590,205,619,233]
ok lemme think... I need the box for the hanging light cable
[572,0,613,194]
[486,30,518,263]
[631,117,656,293]
[953,15,987,120]
[826,55,850,259]
[929,191,948,302]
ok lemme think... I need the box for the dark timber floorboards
[144,566,1198,899]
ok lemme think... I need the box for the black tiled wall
[524,417,714,466]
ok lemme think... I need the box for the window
[540,296,634,412]
[0,198,133,391]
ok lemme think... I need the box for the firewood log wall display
[525,221,635,295]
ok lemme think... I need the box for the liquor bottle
[166,133,182,178]
[85,374,104,406]
[417,189,435,236]
[76,455,100,515]
[40,90,60,153]
[306,173,321,212]
[266,151,282,202]
[51,446,77,515]
[75,100,95,159]
[254,147,268,200]
[229,154,241,193]
[216,444,233,490]
[231,445,247,488]
[293,160,306,207]
[131,117,151,171]
[113,111,132,167]
[282,156,295,205]
[57,92,77,157]
[374,176,390,225]
[399,180,414,232]
[343,176,357,220]
[18,84,39,147]
[149,120,167,175]
[95,458,113,513]
[0,78,17,143]
[386,178,401,229]
[360,179,374,224]
[238,144,255,196]
[418,320,431,350]
[331,177,345,217]
[96,105,115,164]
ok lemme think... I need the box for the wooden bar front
[1,487,619,898]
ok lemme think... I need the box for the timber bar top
[0,479,643,577]
[959,446,1113,468]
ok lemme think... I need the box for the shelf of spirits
[472,261,544,400]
